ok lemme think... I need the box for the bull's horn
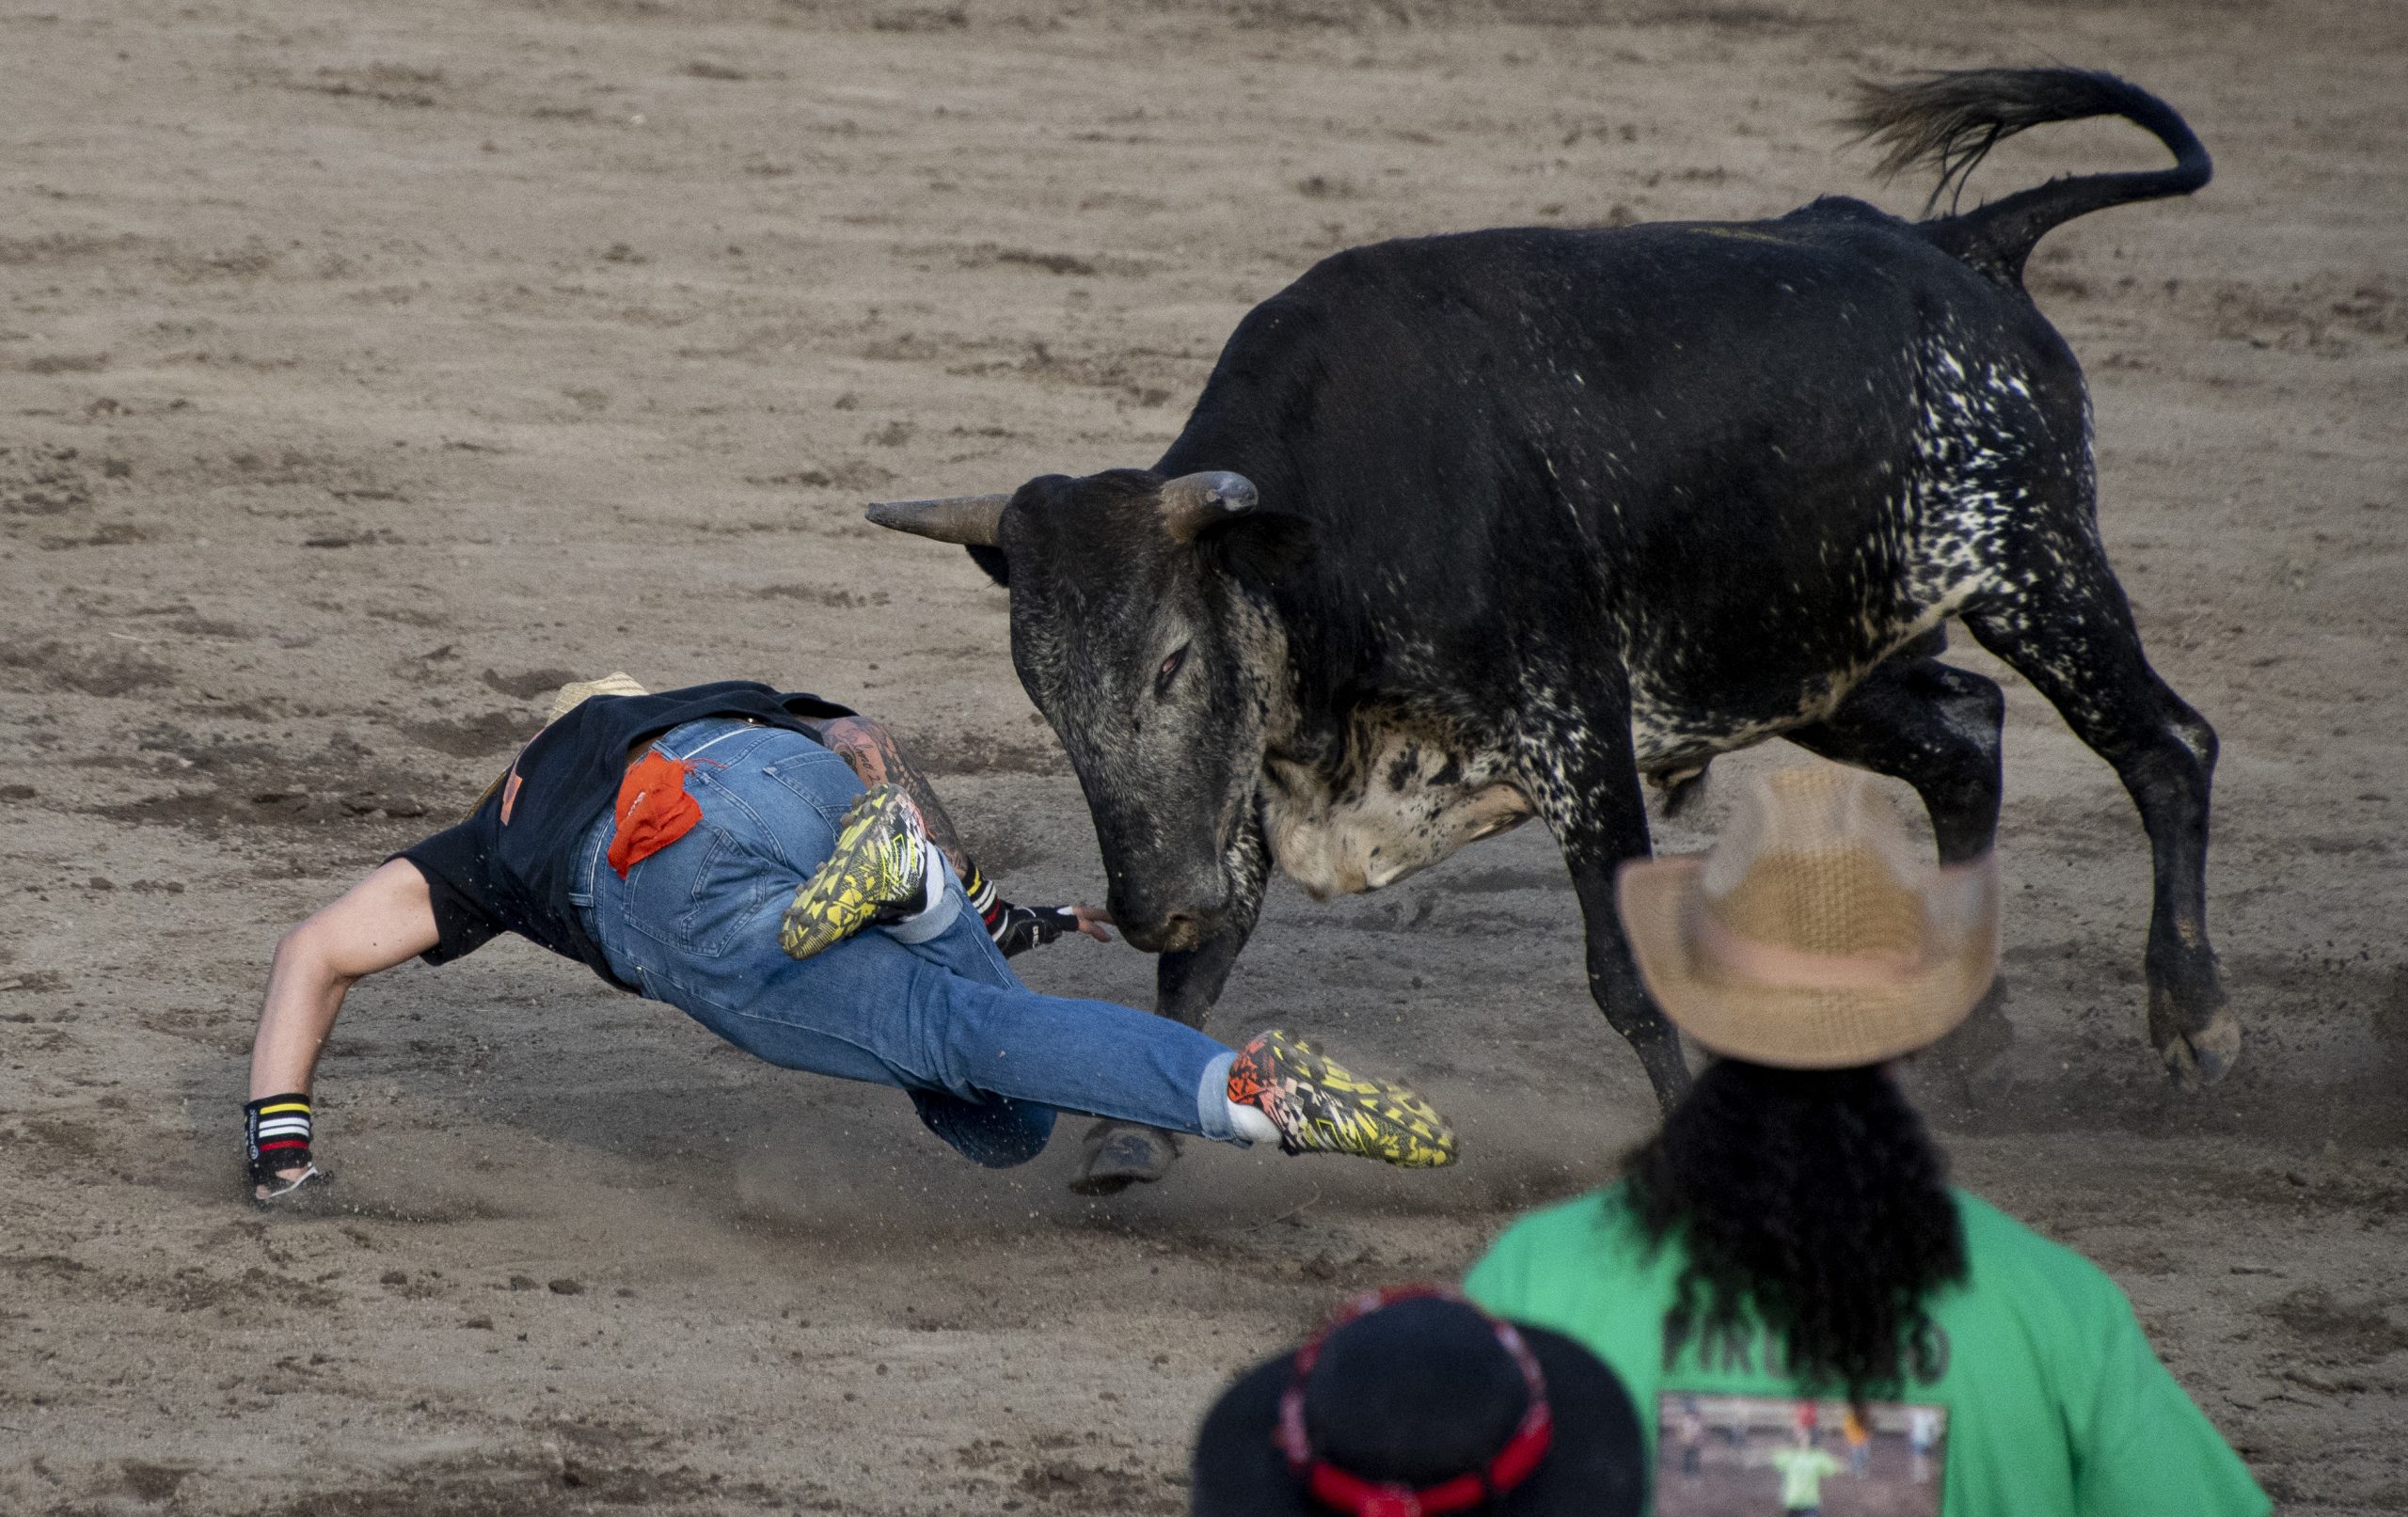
[1159,471,1259,543]
[863,493,1011,546]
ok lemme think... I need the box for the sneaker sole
[780,784,919,960]
[252,1165,341,1213]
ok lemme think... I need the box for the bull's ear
[1201,512,1314,593]
[966,544,1009,588]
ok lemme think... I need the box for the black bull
[871,68,2229,1193]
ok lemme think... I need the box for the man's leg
[904,1085,1056,1169]
[578,722,1451,1169]
[685,900,1453,1171]
[626,877,1247,1148]
[889,878,1060,1167]
[578,725,1225,1151]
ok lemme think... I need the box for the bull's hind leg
[1964,564,2231,1085]
[1786,648,2005,864]
[1788,650,2018,1096]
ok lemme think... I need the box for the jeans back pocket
[617,822,762,961]
[761,747,863,821]
[753,748,863,870]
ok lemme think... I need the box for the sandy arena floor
[1,0,2401,1511]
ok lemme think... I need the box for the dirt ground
[1,0,2400,1511]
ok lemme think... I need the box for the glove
[990,902,1083,958]
[960,862,1097,957]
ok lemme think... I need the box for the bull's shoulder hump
[1289,213,1938,293]
[1778,195,1907,231]
[1283,226,1614,292]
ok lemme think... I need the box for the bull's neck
[1230,585,1317,770]
[1247,607,1363,793]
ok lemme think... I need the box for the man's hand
[991,902,1114,957]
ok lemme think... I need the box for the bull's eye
[1154,643,1190,698]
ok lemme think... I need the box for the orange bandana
[605,751,703,877]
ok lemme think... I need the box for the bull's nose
[1155,910,1206,952]
[1108,872,1228,954]
[1117,909,1209,956]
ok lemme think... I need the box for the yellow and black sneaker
[779,783,933,960]
[1227,1030,1456,1169]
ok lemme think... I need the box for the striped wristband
[961,861,1003,932]
[245,1094,314,1181]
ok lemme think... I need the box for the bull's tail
[1846,67,2210,283]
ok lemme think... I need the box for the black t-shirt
[396,681,852,988]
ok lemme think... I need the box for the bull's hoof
[1651,762,1712,818]
[2160,1003,2241,1090]
[1927,977,2017,1106]
[1069,1122,1180,1196]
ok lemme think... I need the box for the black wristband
[245,1094,314,1182]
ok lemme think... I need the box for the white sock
[879,839,959,946]
[903,837,941,920]
[880,834,939,923]
[1226,1098,1281,1146]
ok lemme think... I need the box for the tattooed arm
[812,717,973,877]
[808,715,1110,952]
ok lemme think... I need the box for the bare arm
[248,859,441,1102]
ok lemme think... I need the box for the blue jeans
[567,719,1241,1167]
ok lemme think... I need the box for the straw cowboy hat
[1615,764,2001,1068]
[546,672,648,725]
[464,673,653,819]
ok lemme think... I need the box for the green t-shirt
[1465,1185,2268,1517]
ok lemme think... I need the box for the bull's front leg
[1519,703,1692,1111]
[1069,815,1269,1195]
[1154,925,1256,1029]
[1154,810,1269,1026]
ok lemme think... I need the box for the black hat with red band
[1190,1288,1644,1517]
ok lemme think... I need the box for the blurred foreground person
[1466,766,2267,1516]
[241,675,1453,1206]
[1191,1288,1645,1517]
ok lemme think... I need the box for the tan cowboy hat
[545,672,648,725]
[1615,765,2000,1068]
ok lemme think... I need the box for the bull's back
[1163,207,2081,722]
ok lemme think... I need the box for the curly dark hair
[1624,1059,1968,1404]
